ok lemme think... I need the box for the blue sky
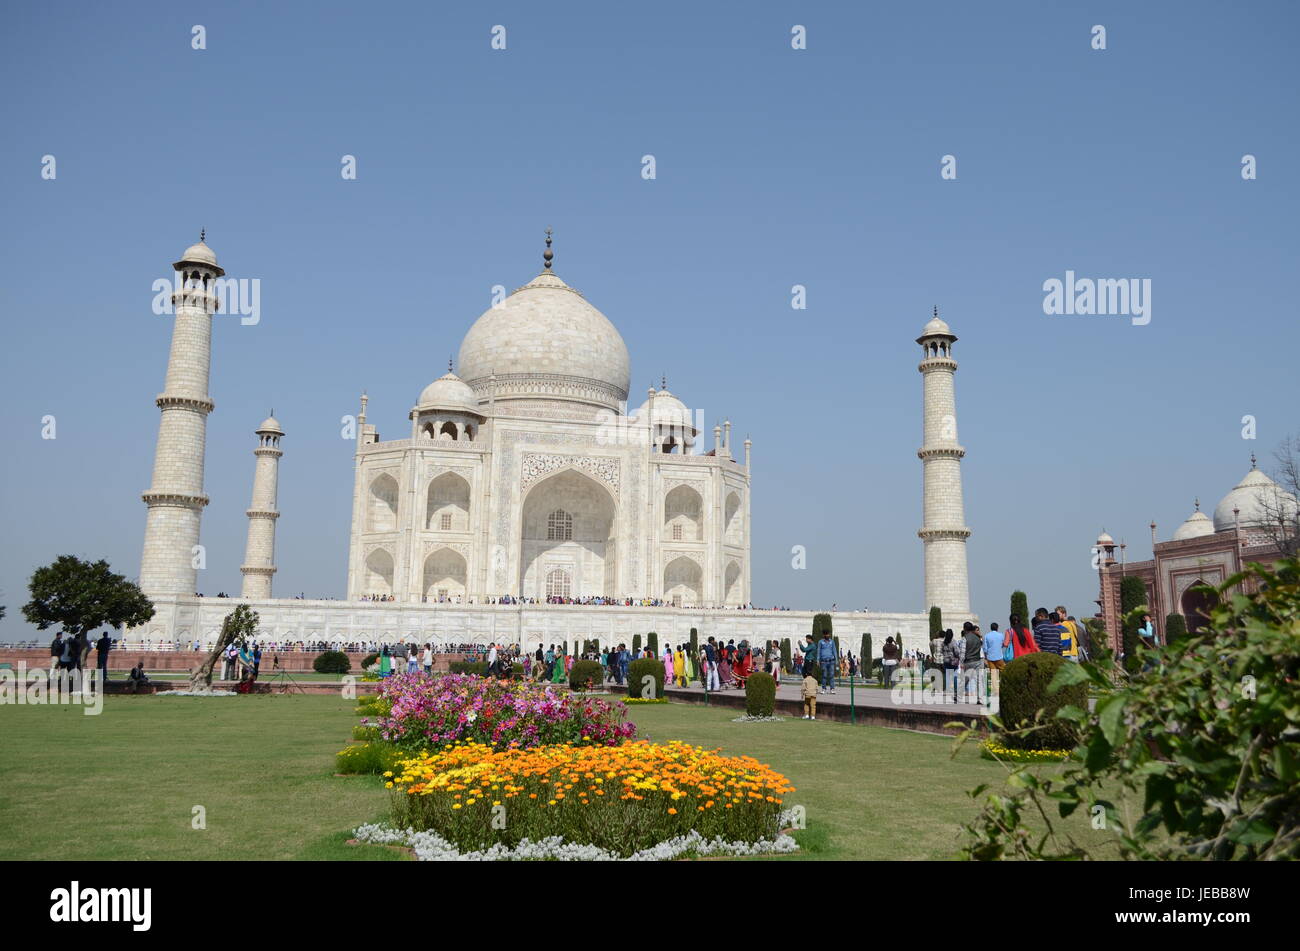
[2,0,1297,640]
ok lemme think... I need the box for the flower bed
[384,739,794,857]
[979,739,1071,763]
[375,673,636,751]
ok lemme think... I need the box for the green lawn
[0,695,1115,860]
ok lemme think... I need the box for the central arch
[1180,580,1218,636]
[426,472,471,531]
[663,555,702,607]
[519,468,617,599]
[664,484,703,541]
[423,548,467,601]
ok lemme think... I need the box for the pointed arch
[426,471,471,531]
[723,559,742,605]
[364,548,395,595]
[663,556,702,608]
[367,473,399,532]
[519,468,617,598]
[422,547,467,601]
[664,484,703,541]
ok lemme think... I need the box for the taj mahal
[128,232,974,648]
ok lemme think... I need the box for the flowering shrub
[979,740,1070,763]
[385,739,794,856]
[375,673,636,751]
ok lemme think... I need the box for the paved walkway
[641,675,994,717]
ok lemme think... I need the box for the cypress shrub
[745,671,777,717]
[627,657,663,699]
[568,659,605,691]
[689,628,698,657]
[928,606,943,638]
[1011,591,1029,627]
[361,652,380,670]
[647,631,659,656]
[632,633,642,656]
[781,637,792,673]
[1120,576,1148,674]
[998,652,1087,751]
[812,612,832,638]
[862,634,873,676]
[1164,612,1187,645]
[313,650,351,674]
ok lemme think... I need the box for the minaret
[917,307,971,616]
[139,234,222,596]
[240,414,285,599]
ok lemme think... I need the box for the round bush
[313,650,351,674]
[569,659,605,691]
[627,657,664,699]
[998,653,1087,751]
[745,671,777,717]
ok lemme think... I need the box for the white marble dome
[1172,509,1213,541]
[921,315,951,336]
[256,415,283,435]
[179,240,217,267]
[1212,466,1299,532]
[633,388,696,431]
[457,270,630,411]
[417,371,480,415]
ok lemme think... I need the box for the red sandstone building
[1094,458,1297,645]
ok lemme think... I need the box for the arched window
[547,509,573,541]
[439,421,458,441]
[546,567,572,599]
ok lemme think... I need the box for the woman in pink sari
[661,645,674,687]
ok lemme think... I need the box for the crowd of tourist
[352,592,805,610]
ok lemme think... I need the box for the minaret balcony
[917,446,966,460]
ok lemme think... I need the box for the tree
[1011,590,1029,627]
[23,556,153,640]
[928,606,943,638]
[192,603,259,689]
[781,637,792,673]
[862,633,873,677]
[647,631,659,656]
[1119,576,1147,674]
[1163,612,1188,644]
[1255,435,1300,557]
[1083,617,1109,661]
[959,558,1300,861]
[632,633,641,656]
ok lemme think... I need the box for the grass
[0,695,1117,860]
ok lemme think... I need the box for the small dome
[921,315,950,336]
[1212,465,1299,532]
[417,371,480,416]
[256,415,283,435]
[1171,510,1213,541]
[633,388,696,432]
[180,241,217,266]
[1095,530,1115,546]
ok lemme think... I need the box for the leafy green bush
[627,657,664,699]
[568,659,605,691]
[352,724,380,741]
[928,606,943,637]
[335,741,403,775]
[632,634,641,656]
[997,653,1087,751]
[354,696,391,717]
[963,559,1300,861]
[781,637,792,673]
[745,671,777,717]
[313,650,351,674]
[1164,612,1188,644]
[647,631,659,656]
[449,661,489,676]
[1010,591,1029,627]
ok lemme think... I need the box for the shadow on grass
[297,826,412,861]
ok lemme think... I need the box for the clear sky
[2,1,1297,641]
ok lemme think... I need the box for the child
[801,670,819,720]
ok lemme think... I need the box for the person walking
[704,638,719,691]
[1008,614,1037,657]
[49,632,64,679]
[423,643,434,676]
[941,629,961,703]
[801,668,819,720]
[881,636,900,688]
[982,622,1005,698]
[960,622,985,704]
[95,631,111,683]
[1033,610,1066,656]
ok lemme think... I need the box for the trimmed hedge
[632,633,642,656]
[1120,576,1147,674]
[862,633,873,675]
[745,671,777,717]
[812,612,832,638]
[998,653,1087,751]
[781,637,792,674]
[928,606,943,638]
[568,659,605,691]
[313,650,351,674]
[627,657,664,699]
[449,661,489,676]
[1164,612,1187,644]
[1011,591,1029,627]
[647,631,659,656]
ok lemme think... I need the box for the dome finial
[1194,496,1200,511]
[543,227,553,270]
[933,305,938,318]
[448,357,454,373]
[200,228,205,242]
[661,374,667,390]
[1250,452,1257,469]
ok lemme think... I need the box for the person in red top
[1008,613,1039,658]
